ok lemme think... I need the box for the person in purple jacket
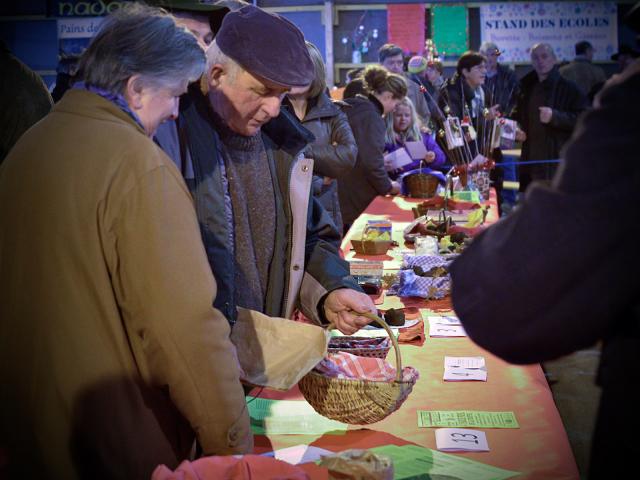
[383,96,446,186]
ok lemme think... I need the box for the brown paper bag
[230,307,330,391]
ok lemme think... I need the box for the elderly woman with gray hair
[0,4,252,479]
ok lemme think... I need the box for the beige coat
[0,90,252,479]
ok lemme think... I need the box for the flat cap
[407,55,428,74]
[216,5,314,88]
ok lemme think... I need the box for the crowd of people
[0,1,638,479]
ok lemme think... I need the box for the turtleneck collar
[208,107,262,152]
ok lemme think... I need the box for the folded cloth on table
[152,455,309,480]
[391,270,451,299]
[314,351,419,383]
[402,254,451,271]
[398,319,426,346]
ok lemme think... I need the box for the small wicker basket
[351,225,393,255]
[327,336,391,359]
[298,313,416,425]
[405,173,439,198]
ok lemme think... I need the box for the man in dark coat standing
[155,6,376,335]
[513,43,587,192]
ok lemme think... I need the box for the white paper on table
[384,148,413,171]
[262,445,334,465]
[436,428,490,452]
[429,315,461,326]
[445,356,485,369]
[444,367,488,382]
[429,323,466,337]
[404,140,428,160]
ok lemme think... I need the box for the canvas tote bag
[230,307,330,391]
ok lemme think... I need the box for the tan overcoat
[0,89,252,479]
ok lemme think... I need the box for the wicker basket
[327,336,391,359]
[298,313,416,425]
[405,173,439,198]
[351,225,393,255]
[351,239,393,255]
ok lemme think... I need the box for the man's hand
[515,128,527,142]
[389,180,401,195]
[424,151,436,163]
[539,106,553,124]
[323,288,377,335]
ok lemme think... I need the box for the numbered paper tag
[435,428,490,452]
[429,323,466,337]
[444,356,487,381]
[445,356,485,369]
[429,315,461,326]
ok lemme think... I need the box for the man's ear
[124,74,145,110]
[208,64,225,90]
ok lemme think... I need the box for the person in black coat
[513,43,588,192]
[338,65,406,231]
[450,59,640,479]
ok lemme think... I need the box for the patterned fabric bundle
[314,351,419,383]
[387,255,453,299]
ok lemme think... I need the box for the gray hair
[479,41,499,55]
[206,40,243,81]
[531,43,556,59]
[77,3,205,95]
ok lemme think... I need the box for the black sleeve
[309,111,357,179]
[549,82,588,132]
[449,72,640,365]
[351,111,392,195]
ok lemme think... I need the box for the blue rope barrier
[439,159,561,170]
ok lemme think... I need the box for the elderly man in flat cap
[156,6,376,339]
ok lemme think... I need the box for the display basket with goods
[404,171,440,199]
[298,312,416,425]
[404,211,453,242]
[351,223,394,255]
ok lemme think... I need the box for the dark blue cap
[216,5,314,88]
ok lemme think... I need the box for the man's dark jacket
[513,66,587,182]
[450,65,640,479]
[157,86,359,324]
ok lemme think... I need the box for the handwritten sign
[436,428,490,452]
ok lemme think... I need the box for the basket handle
[327,314,404,382]
[359,312,403,383]
[360,225,372,255]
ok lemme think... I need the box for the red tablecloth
[254,191,579,480]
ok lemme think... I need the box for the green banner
[431,5,468,57]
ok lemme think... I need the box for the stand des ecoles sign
[480,2,617,62]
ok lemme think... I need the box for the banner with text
[480,2,617,62]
